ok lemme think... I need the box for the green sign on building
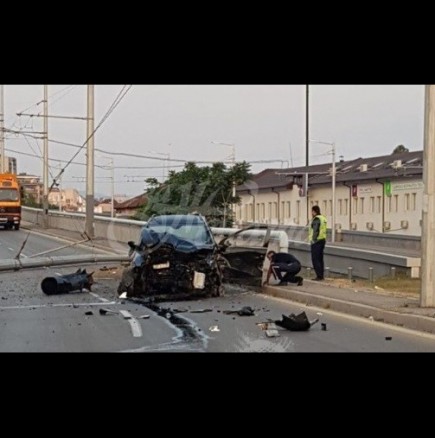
[385,180,392,197]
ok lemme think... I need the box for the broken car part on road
[41,269,94,295]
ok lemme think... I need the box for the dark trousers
[311,240,326,279]
[272,262,302,283]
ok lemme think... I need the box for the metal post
[368,267,374,283]
[331,142,336,243]
[325,267,330,278]
[390,267,396,279]
[42,85,49,228]
[0,85,5,174]
[347,267,353,281]
[58,162,62,212]
[85,85,95,238]
[305,85,309,167]
[231,144,236,227]
[110,158,115,218]
[421,85,435,307]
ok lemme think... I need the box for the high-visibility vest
[308,214,327,242]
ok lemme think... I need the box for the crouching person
[263,250,303,286]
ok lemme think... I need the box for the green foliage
[392,144,409,154]
[136,161,251,226]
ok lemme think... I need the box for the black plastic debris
[99,308,118,315]
[321,323,327,331]
[275,312,319,331]
[41,269,94,295]
[190,309,213,313]
[85,311,94,316]
[385,336,392,341]
[223,306,255,316]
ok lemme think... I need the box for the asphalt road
[1,265,435,352]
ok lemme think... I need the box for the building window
[386,196,391,213]
[376,196,382,214]
[394,195,399,213]
[281,201,285,221]
[353,198,358,215]
[412,193,417,211]
[359,197,365,215]
[268,202,272,218]
[338,199,342,215]
[370,197,375,214]
[286,201,291,219]
[344,199,348,215]
[296,200,300,222]
[404,193,410,211]
[322,200,327,215]
[329,200,332,216]
[256,204,260,221]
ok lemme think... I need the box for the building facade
[235,150,424,236]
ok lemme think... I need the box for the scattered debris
[265,329,280,337]
[138,314,150,319]
[209,325,220,332]
[99,308,118,316]
[385,336,392,341]
[321,323,327,331]
[275,312,319,331]
[368,316,374,321]
[172,308,189,313]
[85,311,94,316]
[316,312,323,316]
[374,285,384,291]
[190,308,213,313]
[41,269,94,295]
[119,292,127,299]
[223,306,255,316]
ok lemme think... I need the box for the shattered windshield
[148,215,214,245]
[0,189,19,202]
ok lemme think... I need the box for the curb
[262,284,435,335]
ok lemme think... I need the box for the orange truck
[0,173,21,230]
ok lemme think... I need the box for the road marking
[89,292,110,302]
[0,302,117,310]
[119,310,143,338]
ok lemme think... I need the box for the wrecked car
[118,214,225,298]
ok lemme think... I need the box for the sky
[2,85,426,198]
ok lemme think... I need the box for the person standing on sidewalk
[263,250,303,286]
[309,205,327,281]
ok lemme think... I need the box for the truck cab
[0,173,21,230]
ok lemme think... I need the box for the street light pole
[85,85,95,238]
[0,85,5,174]
[211,141,236,227]
[421,85,435,307]
[309,139,336,243]
[42,85,49,228]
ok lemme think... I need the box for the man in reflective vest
[308,205,327,281]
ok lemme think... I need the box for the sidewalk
[263,278,435,335]
[21,221,435,335]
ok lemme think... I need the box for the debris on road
[321,323,327,331]
[385,336,392,341]
[119,292,127,299]
[99,308,118,316]
[85,311,94,316]
[209,325,220,332]
[41,269,94,295]
[223,306,255,316]
[275,312,319,331]
[138,314,150,319]
[265,329,280,337]
[190,308,213,313]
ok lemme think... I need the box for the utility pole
[110,158,115,218]
[0,85,4,174]
[331,143,336,243]
[421,85,435,307]
[42,85,49,228]
[305,85,309,167]
[58,162,63,212]
[85,85,95,238]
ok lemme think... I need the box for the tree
[392,144,409,154]
[136,161,252,227]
